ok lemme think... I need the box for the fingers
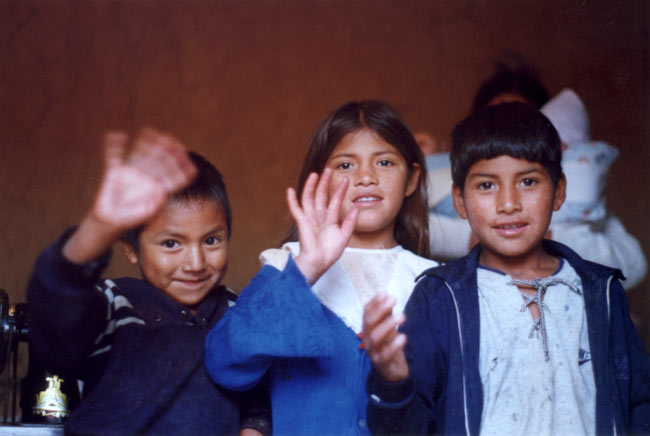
[326,173,349,222]
[329,175,356,238]
[370,311,405,346]
[314,168,332,212]
[129,127,197,194]
[299,172,319,216]
[91,127,199,239]
[363,294,398,334]
[362,294,410,381]
[295,169,351,229]
[362,294,405,357]
[339,206,358,242]
[103,131,128,171]
[287,187,304,224]
[371,332,408,379]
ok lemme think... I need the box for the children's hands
[63,128,197,264]
[288,168,358,285]
[362,294,410,382]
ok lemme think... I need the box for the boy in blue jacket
[27,129,268,435]
[363,102,650,435]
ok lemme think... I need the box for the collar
[114,278,229,326]
[420,240,624,285]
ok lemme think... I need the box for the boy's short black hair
[451,102,563,192]
[122,151,232,250]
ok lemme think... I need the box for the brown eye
[478,182,494,190]
[205,236,221,246]
[162,240,179,249]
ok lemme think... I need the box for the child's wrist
[63,214,124,264]
[367,369,414,404]
[85,211,131,242]
[293,254,323,286]
[56,228,111,282]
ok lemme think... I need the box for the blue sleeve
[204,257,336,392]
[27,231,110,373]
[366,277,446,435]
[610,279,650,434]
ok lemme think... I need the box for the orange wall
[1,1,649,342]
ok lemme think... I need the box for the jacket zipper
[606,275,618,436]
[443,281,471,436]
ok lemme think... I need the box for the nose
[354,162,378,186]
[183,245,206,272]
[497,185,521,214]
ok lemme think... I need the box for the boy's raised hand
[288,168,358,285]
[63,128,197,264]
[91,128,196,232]
[363,294,410,382]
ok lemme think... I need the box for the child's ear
[121,241,139,265]
[552,174,567,211]
[452,183,468,219]
[404,163,421,197]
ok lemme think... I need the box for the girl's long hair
[282,100,432,259]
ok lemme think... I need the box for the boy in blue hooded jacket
[363,102,650,435]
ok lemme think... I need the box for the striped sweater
[26,232,266,435]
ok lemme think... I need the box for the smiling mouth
[175,277,211,287]
[493,223,529,236]
[495,224,526,229]
[354,196,381,203]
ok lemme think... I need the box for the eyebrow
[468,168,544,179]
[205,227,229,237]
[330,150,401,159]
[160,226,228,239]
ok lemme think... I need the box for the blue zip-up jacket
[367,240,650,435]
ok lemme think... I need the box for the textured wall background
[1,0,649,349]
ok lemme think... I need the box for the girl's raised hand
[288,168,358,284]
[362,294,410,382]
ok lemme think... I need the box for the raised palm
[288,168,358,284]
[91,128,197,233]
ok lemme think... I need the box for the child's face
[324,128,419,249]
[122,198,229,311]
[452,156,565,269]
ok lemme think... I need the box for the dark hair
[122,151,232,250]
[471,57,549,113]
[283,100,431,258]
[451,102,563,192]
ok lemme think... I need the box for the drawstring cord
[507,277,582,361]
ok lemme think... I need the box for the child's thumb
[102,131,128,170]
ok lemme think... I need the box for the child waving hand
[205,100,437,436]
[28,129,268,435]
